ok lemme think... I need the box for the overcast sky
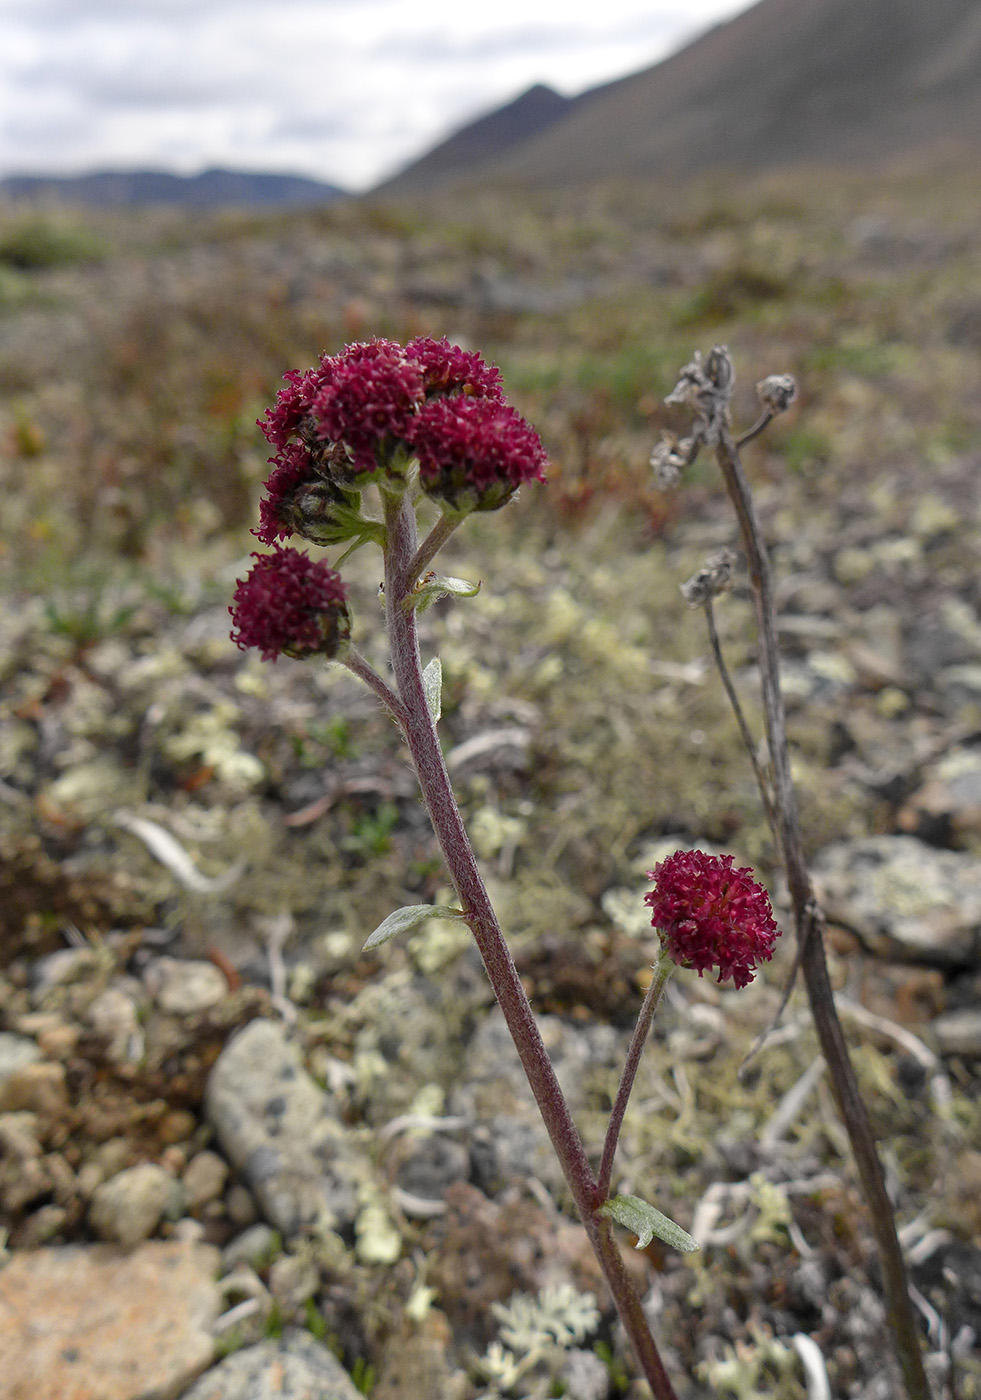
[0,0,756,192]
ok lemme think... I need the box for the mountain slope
[0,167,347,208]
[382,0,981,192]
[377,83,575,195]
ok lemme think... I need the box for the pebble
[0,1031,41,1087]
[931,1008,981,1057]
[0,1240,220,1400]
[221,1223,278,1272]
[183,1150,230,1211]
[85,986,145,1063]
[144,956,229,1015]
[0,1059,69,1115]
[812,835,981,965]
[175,1328,363,1400]
[205,1018,366,1237]
[89,1162,178,1247]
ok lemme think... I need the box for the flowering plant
[230,336,794,1400]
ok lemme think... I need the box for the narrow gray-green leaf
[363,903,464,951]
[422,657,442,724]
[598,1194,699,1254]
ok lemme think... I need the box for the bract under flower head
[645,849,778,988]
[412,396,548,513]
[230,547,350,663]
[255,443,363,547]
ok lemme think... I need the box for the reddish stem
[380,489,679,1400]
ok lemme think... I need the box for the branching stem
[713,426,932,1400]
[380,489,679,1400]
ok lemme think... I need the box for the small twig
[702,597,778,839]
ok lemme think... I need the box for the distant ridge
[0,167,347,208]
[377,83,575,195]
[379,0,981,193]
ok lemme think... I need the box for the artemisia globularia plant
[229,336,789,1400]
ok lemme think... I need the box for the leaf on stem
[409,575,480,614]
[363,903,465,951]
[598,1194,699,1254]
[422,657,442,724]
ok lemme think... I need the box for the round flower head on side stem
[411,395,548,514]
[645,850,778,988]
[230,547,351,663]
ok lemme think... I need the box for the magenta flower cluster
[254,336,546,542]
[229,547,350,662]
[645,849,778,988]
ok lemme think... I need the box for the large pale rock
[0,1240,220,1400]
[204,1018,365,1237]
[812,835,981,965]
[176,1329,362,1400]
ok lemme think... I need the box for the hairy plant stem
[713,427,932,1400]
[597,957,673,1202]
[380,489,679,1400]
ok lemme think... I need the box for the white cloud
[0,0,754,189]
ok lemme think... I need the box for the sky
[0,0,756,192]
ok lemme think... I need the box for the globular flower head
[230,547,350,663]
[406,335,505,402]
[411,396,548,514]
[645,849,778,989]
[309,338,425,475]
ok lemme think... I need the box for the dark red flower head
[645,850,778,988]
[230,547,350,663]
[309,339,425,473]
[253,337,545,535]
[406,336,505,402]
[411,396,548,513]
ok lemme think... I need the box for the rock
[450,1010,624,1195]
[89,1162,178,1246]
[392,1133,470,1208]
[0,1111,48,1212]
[812,835,981,965]
[85,985,145,1063]
[561,1346,614,1400]
[0,1059,69,1115]
[30,947,103,1004]
[221,1223,278,1272]
[145,957,228,1015]
[0,1031,41,1087]
[175,1328,363,1400]
[898,746,981,851]
[932,1008,981,1057]
[268,1252,319,1314]
[182,1150,230,1211]
[0,1240,220,1400]
[205,1018,365,1237]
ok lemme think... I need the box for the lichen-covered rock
[205,1018,366,1237]
[812,835,981,965]
[176,1328,363,1400]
